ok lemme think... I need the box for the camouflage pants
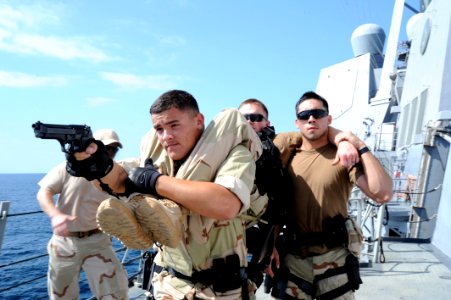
[274,248,355,300]
[47,233,129,300]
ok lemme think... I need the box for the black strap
[286,222,348,249]
[314,265,347,282]
[154,264,250,298]
[154,265,213,285]
[97,178,116,197]
[97,177,136,199]
[274,269,351,300]
[314,264,353,300]
[316,283,352,300]
[294,231,330,246]
[280,279,351,300]
[288,273,315,296]
[240,267,250,300]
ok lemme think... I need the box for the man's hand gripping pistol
[32,121,94,155]
[32,121,113,181]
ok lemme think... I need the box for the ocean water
[0,174,141,300]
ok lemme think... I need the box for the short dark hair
[239,98,269,118]
[150,90,200,115]
[295,91,329,115]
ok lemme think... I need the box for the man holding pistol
[37,129,128,300]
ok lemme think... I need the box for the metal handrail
[0,253,48,268]
[0,208,144,296]
[0,244,142,294]
[0,274,48,293]
[6,210,43,217]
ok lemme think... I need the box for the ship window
[406,98,416,144]
[415,89,428,135]
[397,88,428,148]
[398,101,411,147]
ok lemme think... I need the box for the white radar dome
[351,23,386,57]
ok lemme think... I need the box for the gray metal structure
[0,201,10,251]
[316,0,451,263]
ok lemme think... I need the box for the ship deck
[256,240,451,300]
[128,240,451,299]
[355,240,451,300]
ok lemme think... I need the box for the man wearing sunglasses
[238,99,290,293]
[37,129,129,300]
[238,98,360,296]
[271,91,393,300]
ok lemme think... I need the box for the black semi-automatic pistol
[32,121,93,154]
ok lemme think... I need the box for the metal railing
[0,203,145,297]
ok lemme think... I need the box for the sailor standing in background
[36,129,129,300]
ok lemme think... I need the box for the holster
[313,254,362,299]
[270,266,290,299]
[247,261,264,289]
[263,273,273,294]
[142,249,157,292]
[345,254,362,291]
[212,254,243,293]
[322,215,348,249]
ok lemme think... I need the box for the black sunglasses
[106,145,119,154]
[243,113,265,122]
[297,109,328,120]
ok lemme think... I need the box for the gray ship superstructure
[316,0,451,262]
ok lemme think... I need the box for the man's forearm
[92,162,129,194]
[328,127,360,167]
[155,176,242,220]
[358,151,393,203]
[36,188,60,218]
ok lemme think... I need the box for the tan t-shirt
[38,162,109,232]
[274,132,363,233]
[288,144,361,232]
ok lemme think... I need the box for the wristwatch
[358,146,370,157]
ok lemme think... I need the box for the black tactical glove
[129,158,162,196]
[66,140,113,181]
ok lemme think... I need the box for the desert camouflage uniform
[47,233,128,300]
[101,109,263,299]
[39,164,129,300]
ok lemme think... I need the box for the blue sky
[0,0,413,173]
